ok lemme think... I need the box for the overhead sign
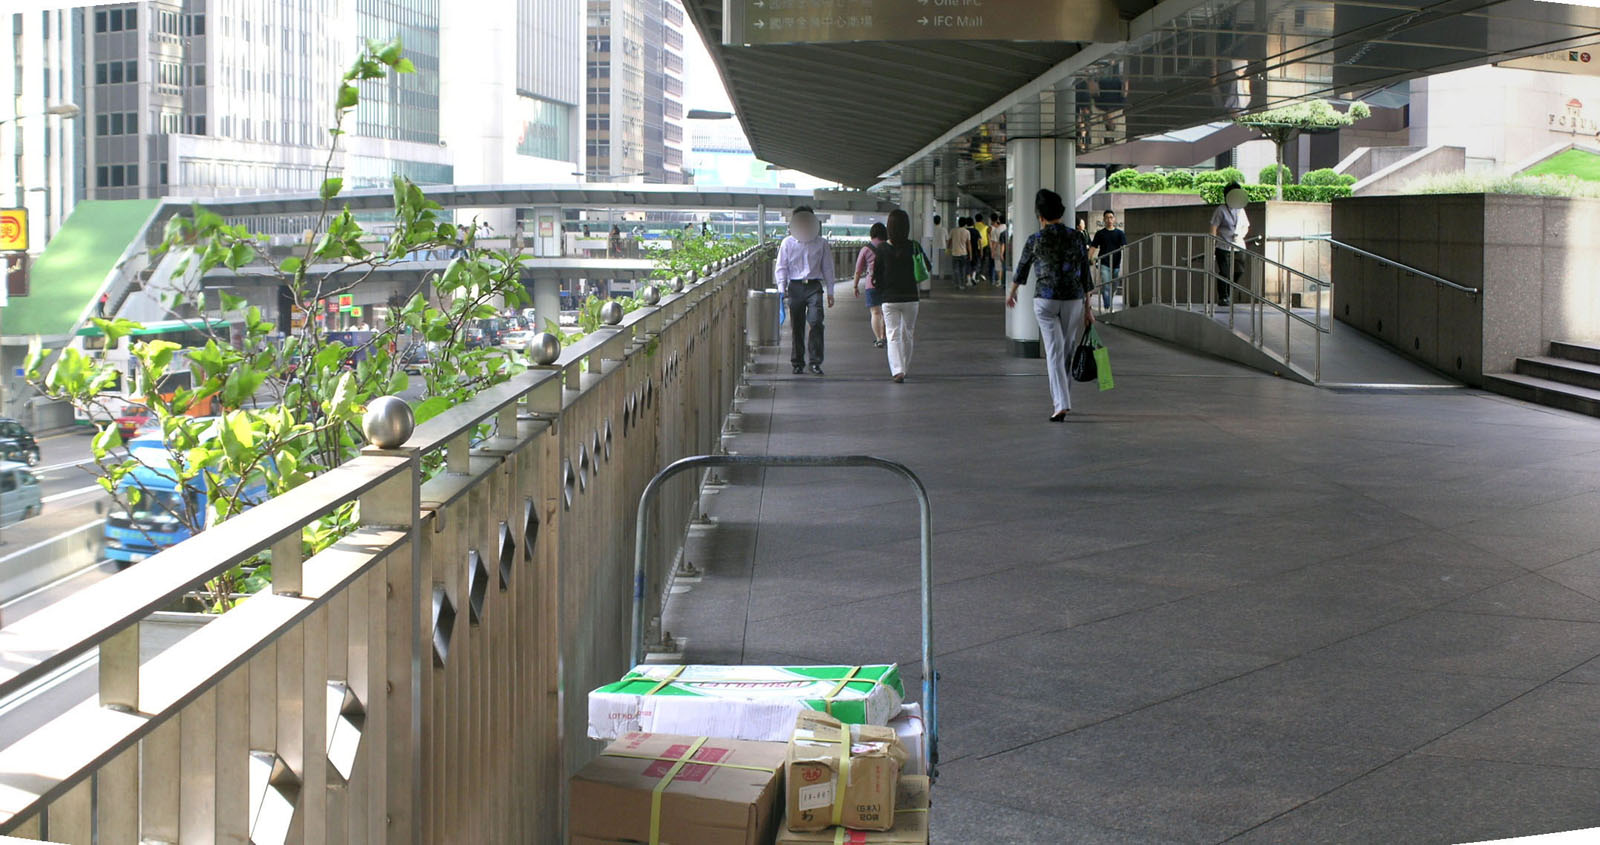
[0,208,27,252]
[5,253,28,299]
[722,0,1124,45]
[1497,46,1600,77]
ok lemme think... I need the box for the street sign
[722,0,1124,46]
[0,208,27,252]
[338,294,354,310]
[5,253,27,299]
[1497,45,1600,76]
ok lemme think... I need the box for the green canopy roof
[5,199,161,340]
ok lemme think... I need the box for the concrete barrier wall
[1332,193,1600,385]
[0,520,104,606]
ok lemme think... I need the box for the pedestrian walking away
[947,217,972,290]
[774,205,835,375]
[1008,188,1095,421]
[1210,182,1251,307]
[930,213,948,279]
[871,209,923,383]
[991,214,1009,285]
[854,221,889,348]
[1089,209,1127,311]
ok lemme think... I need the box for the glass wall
[354,0,441,145]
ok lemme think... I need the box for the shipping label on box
[785,711,906,833]
[570,731,787,845]
[776,775,931,844]
[589,664,905,742]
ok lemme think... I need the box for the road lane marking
[33,458,96,475]
[0,519,106,565]
[41,484,104,504]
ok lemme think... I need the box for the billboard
[0,208,27,252]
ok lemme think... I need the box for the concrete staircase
[1485,341,1600,416]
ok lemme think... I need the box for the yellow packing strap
[600,738,779,845]
[642,665,686,696]
[822,665,862,716]
[831,720,851,827]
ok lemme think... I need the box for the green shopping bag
[1091,328,1114,391]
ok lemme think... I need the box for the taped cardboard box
[786,711,906,833]
[569,731,785,845]
[777,776,931,844]
[589,664,905,742]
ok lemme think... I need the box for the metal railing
[0,246,768,843]
[1102,232,1328,381]
[1274,233,1480,295]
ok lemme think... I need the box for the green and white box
[588,664,905,743]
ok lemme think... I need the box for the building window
[515,96,573,162]
[125,9,135,29]
[108,9,121,30]
[110,113,123,134]
[191,65,205,85]
[126,112,137,134]
[96,166,108,187]
[95,10,106,32]
[191,13,204,35]
[159,162,168,185]
[125,60,137,82]
[127,164,138,185]
[110,165,125,187]
[95,114,107,135]
[95,62,106,85]
[109,61,123,84]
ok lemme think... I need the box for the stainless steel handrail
[1271,233,1480,295]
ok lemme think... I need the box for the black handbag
[1071,330,1098,382]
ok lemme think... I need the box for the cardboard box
[569,731,786,845]
[776,776,931,844]
[786,711,906,832]
[890,703,927,777]
[589,664,906,742]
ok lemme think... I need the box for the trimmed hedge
[1300,168,1356,187]
[1282,184,1354,202]
[1216,166,1246,186]
[1134,172,1169,192]
[1199,184,1277,205]
[1107,168,1141,189]
[1164,170,1196,189]
[1259,163,1293,186]
[1193,171,1226,186]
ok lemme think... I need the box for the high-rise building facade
[5,0,583,246]
[2,8,87,249]
[585,0,686,183]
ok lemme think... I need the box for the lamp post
[2,102,80,427]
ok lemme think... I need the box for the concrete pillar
[533,277,562,332]
[1007,137,1043,358]
[1056,137,1077,227]
[756,203,768,241]
[530,207,563,256]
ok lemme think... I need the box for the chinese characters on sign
[722,0,1124,45]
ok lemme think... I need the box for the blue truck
[103,434,269,566]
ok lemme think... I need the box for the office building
[1,7,86,250]
[585,0,687,183]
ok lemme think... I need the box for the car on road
[501,330,535,351]
[0,419,40,466]
[113,404,153,440]
[0,461,42,526]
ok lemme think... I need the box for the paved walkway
[667,288,1600,844]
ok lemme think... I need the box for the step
[1551,340,1600,366]
[1515,356,1600,392]
[1483,372,1600,417]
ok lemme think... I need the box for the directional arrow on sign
[917,16,929,24]
[754,0,764,6]
[753,18,765,28]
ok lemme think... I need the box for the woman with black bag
[871,209,924,383]
[1006,189,1094,422]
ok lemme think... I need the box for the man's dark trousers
[786,280,825,367]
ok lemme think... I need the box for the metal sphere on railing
[363,395,415,450]
[641,284,661,306]
[529,331,562,365]
[600,300,625,325]
[670,277,684,293]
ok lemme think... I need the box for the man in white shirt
[774,206,836,375]
[929,214,948,280]
[1208,182,1251,307]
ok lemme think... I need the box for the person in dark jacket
[1007,189,1094,421]
[871,209,923,383]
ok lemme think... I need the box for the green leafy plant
[1163,170,1196,190]
[1199,183,1278,205]
[1235,100,1371,199]
[1106,168,1141,190]
[1259,164,1294,187]
[1302,168,1355,187]
[1216,166,1247,186]
[1399,171,1600,198]
[27,39,525,612]
[1133,172,1169,192]
[1193,171,1228,186]
[1282,184,1354,202]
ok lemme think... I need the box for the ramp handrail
[1269,233,1479,295]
